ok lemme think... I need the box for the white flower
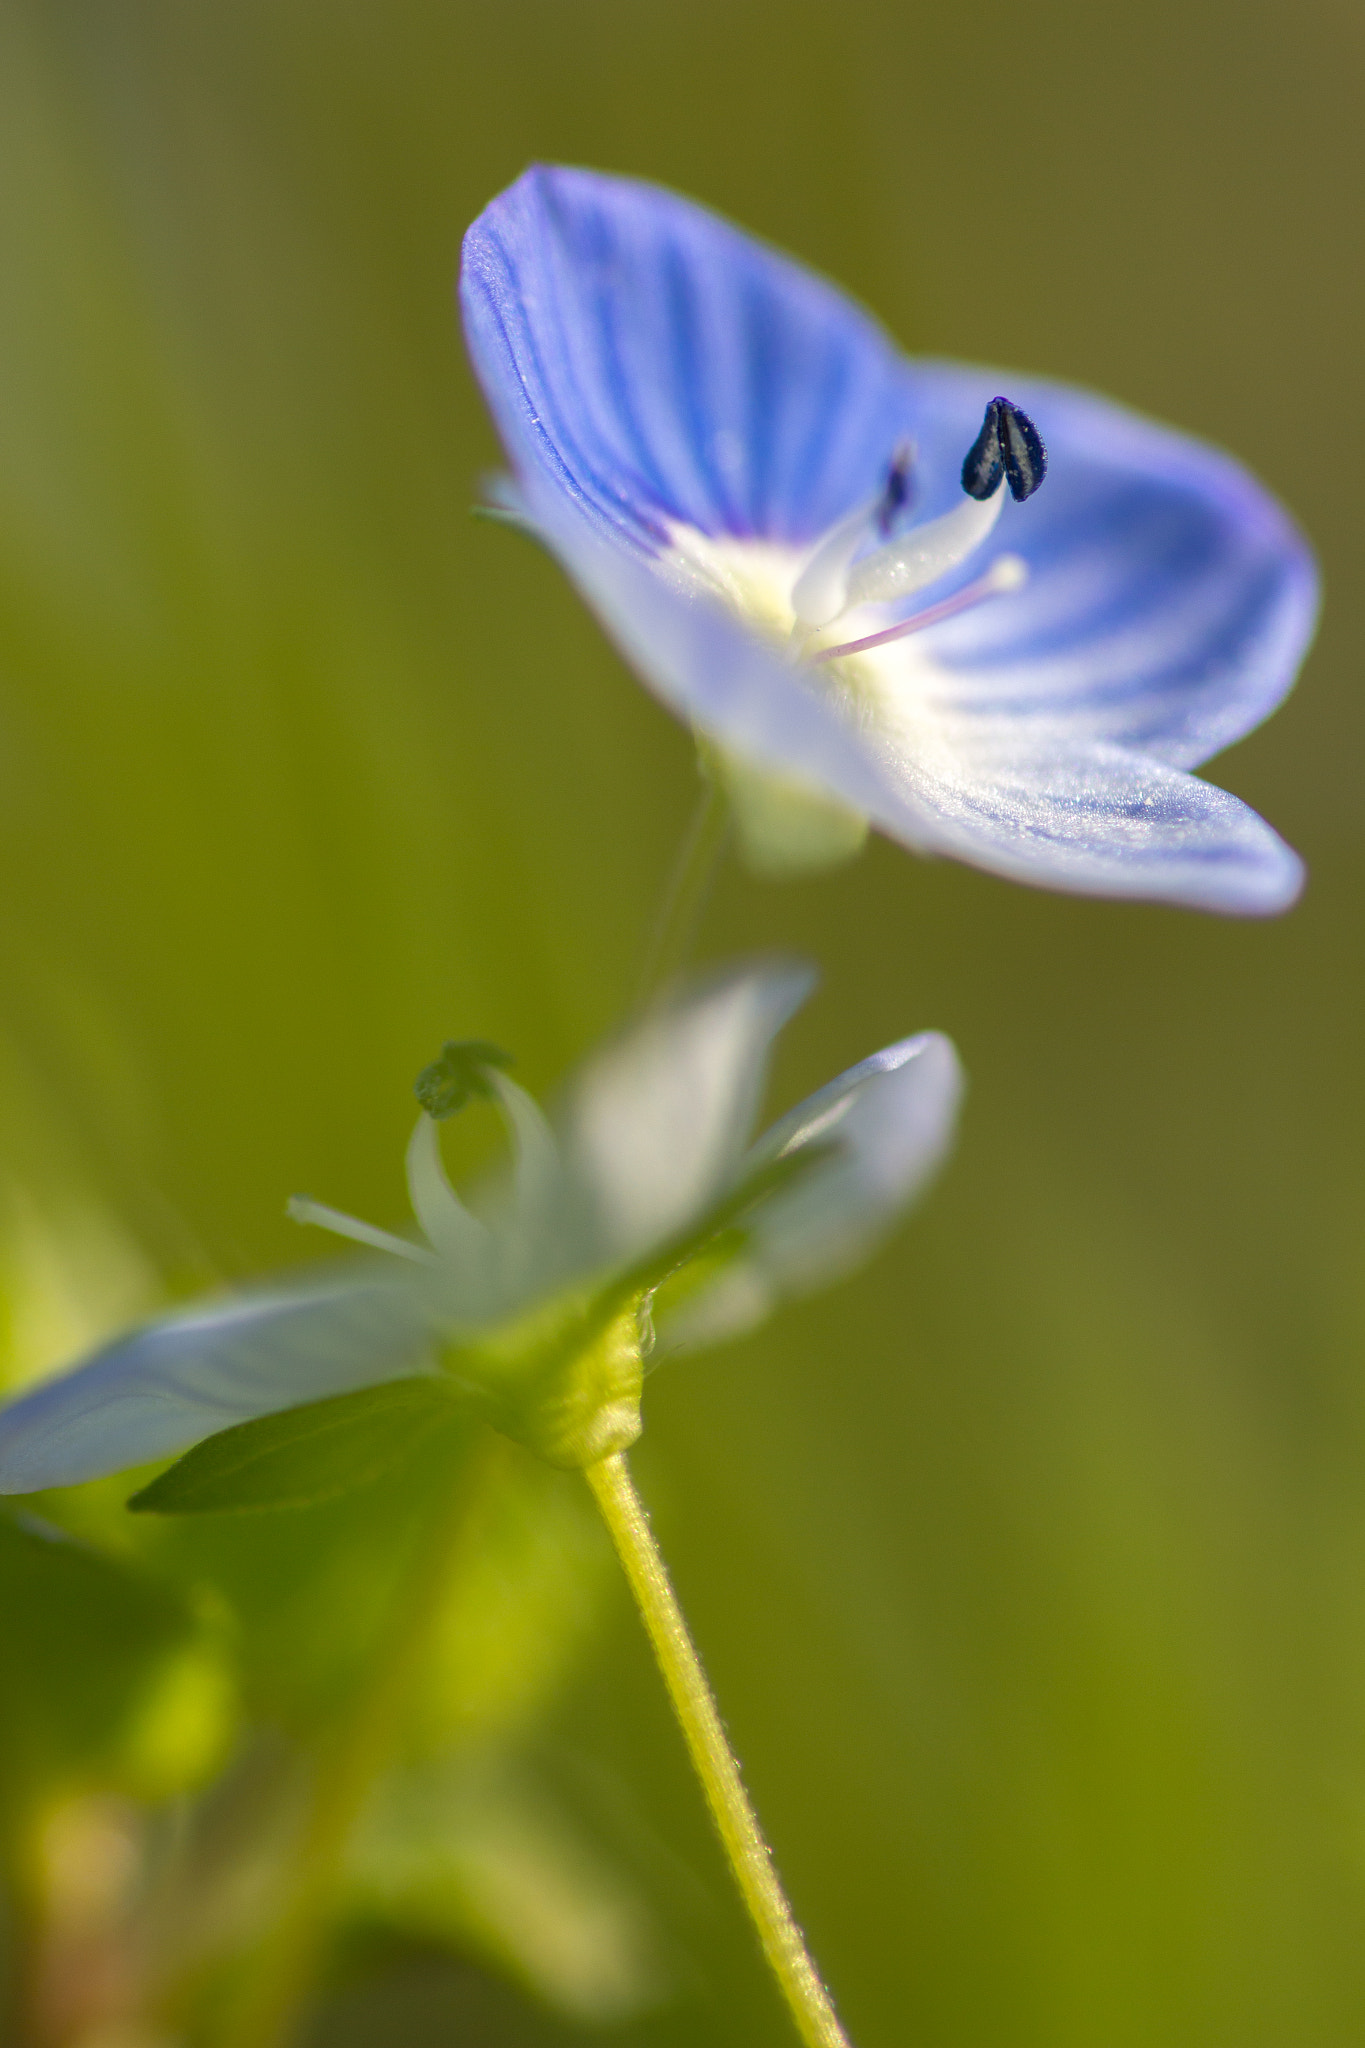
[0,965,962,1490]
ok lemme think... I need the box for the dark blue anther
[961,398,1047,503]
[876,440,915,537]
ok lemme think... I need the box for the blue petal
[0,1273,443,1493]
[461,171,1315,915]
[462,171,1314,778]
[497,499,1303,914]
[461,165,912,549]
[660,1030,964,1351]
[870,722,1304,914]
[881,366,1319,773]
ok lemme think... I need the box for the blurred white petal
[0,1275,443,1493]
[558,962,815,1263]
[406,1115,495,1270]
[487,1071,568,1233]
[660,1031,964,1350]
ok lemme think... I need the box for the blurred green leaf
[346,1753,668,2027]
[127,1377,465,1516]
[136,1419,478,1728]
[0,1511,190,1792]
[400,1449,610,1757]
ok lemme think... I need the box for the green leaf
[128,1377,467,1515]
[602,1137,841,1320]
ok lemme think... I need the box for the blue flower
[461,166,1317,913]
[0,965,962,1491]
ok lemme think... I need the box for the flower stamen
[962,397,1047,502]
[841,488,1006,613]
[811,554,1028,664]
[286,1194,441,1265]
[789,401,1044,634]
[876,439,916,537]
[789,442,914,629]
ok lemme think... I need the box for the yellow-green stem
[585,1451,853,2048]
[217,1429,506,2048]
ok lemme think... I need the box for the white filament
[788,491,885,629]
[405,1115,494,1264]
[286,1194,441,1265]
[812,552,1029,664]
[487,1071,566,1225]
[842,488,1005,613]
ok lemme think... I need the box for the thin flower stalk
[632,775,731,1011]
[587,1451,852,2048]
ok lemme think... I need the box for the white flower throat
[671,395,1046,681]
[665,397,1048,874]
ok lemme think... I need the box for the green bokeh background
[0,1,1362,2041]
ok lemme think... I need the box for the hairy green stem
[585,1451,853,2048]
[633,776,730,1011]
[217,1430,506,2048]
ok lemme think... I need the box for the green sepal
[127,1377,466,1515]
[452,1141,835,1469]
[593,1136,838,1330]
[469,498,553,552]
[697,735,869,877]
[467,1302,645,1470]
[645,1226,749,1327]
